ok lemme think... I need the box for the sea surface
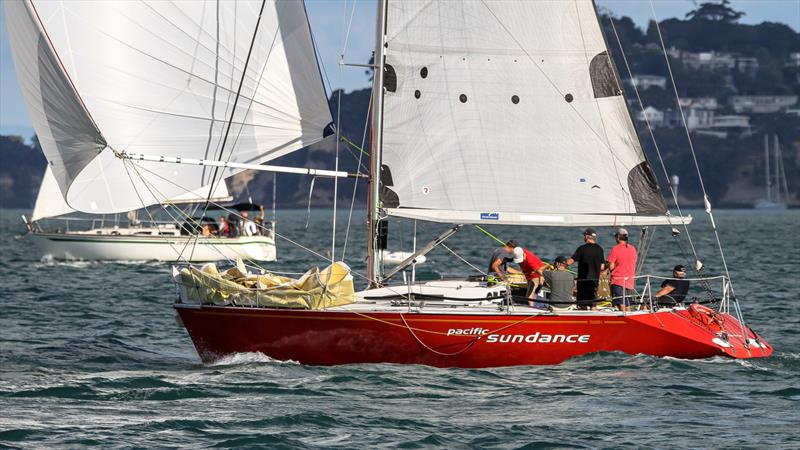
[1,208,798,448]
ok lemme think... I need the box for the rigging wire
[647,1,748,338]
[191,0,269,261]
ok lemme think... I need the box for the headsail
[6,0,332,214]
[31,166,233,222]
[377,0,674,226]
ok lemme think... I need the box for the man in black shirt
[655,265,691,306]
[565,228,605,309]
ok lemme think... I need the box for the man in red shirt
[607,228,637,311]
[512,246,548,306]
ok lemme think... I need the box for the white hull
[754,201,787,210]
[29,232,276,262]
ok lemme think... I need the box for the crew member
[544,256,575,308]
[655,265,691,306]
[607,228,637,311]
[565,228,605,310]
[512,246,548,305]
[487,240,521,282]
[242,211,258,237]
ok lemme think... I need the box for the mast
[765,134,772,203]
[367,0,388,286]
[777,136,790,202]
[773,135,781,203]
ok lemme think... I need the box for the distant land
[1,3,798,211]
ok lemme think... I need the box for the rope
[440,243,486,275]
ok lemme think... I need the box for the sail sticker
[480,213,499,220]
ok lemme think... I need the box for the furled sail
[6,0,332,214]
[378,0,677,226]
[31,166,233,222]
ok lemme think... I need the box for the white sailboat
[755,135,790,210]
[6,0,771,365]
[5,0,335,261]
[26,166,278,262]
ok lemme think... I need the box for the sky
[1,0,798,137]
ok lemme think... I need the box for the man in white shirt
[242,211,257,236]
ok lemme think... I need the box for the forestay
[379,0,672,226]
[6,0,332,214]
[31,167,233,222]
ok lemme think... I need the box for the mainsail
[377,0,677,226]
[6,0,332,214]
[31,166,233,222]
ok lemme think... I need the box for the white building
[685,107,715,130]
[735,56,759,75]
[786,52,800,68]
[730,96,798,114]
[630,75,667,90]
[712,115,750,128]
[680,51,735,70]
[636,106,664,127]
[679,97,719,110]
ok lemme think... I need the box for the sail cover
[379,0,671,226]
[6,0,332,214]
[31,167,233,222]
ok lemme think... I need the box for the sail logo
[480,212,499,220]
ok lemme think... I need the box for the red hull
[175,305,772,367]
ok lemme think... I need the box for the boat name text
[446,328,590,344]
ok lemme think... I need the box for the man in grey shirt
[544,256,575,307]
[487,239,520,282]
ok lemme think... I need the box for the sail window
[511,95,520,104]
[565,93,574,103]
[590,51,622,98]
[414,90,421,99]
[459,94,468,103]
[384,64,397,92]
[420,67,428,78]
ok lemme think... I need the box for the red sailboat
[174,0,772,366]
[7,0,772,366]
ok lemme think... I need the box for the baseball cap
[615,227,629,236]
[513,247,524,263]
[673,265,686,273]
[583,228,597,237]
[554,255,567,265]
[506,239,519,248]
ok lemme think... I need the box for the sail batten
[6,0,332,214]
[378,0,667,223]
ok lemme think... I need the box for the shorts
[525,278,542,298]
[611,284,634,306]
[576,280,598,308]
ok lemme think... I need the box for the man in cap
[511,245,548,305]
[487,239,521,282]
[544,255,575,308]
[565,228,605,309]
[655,265,691,306]
[607,227,638,311]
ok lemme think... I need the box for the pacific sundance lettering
[446,328,590,344]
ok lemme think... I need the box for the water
[1,209,798,448]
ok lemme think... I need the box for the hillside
[1,3,798,210]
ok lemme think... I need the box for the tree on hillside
[686,0,744,23]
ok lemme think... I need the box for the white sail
[6,0,332,214]
[32,166,233,222]
[378,0,671,225]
